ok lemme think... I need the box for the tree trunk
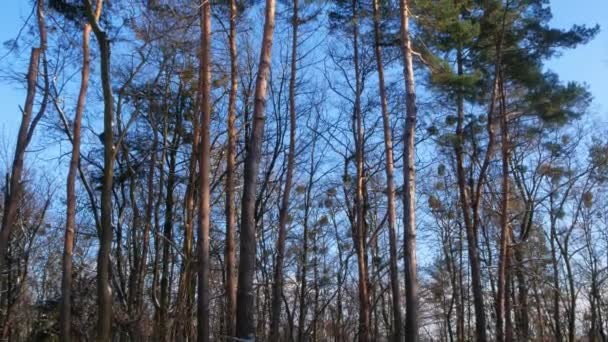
[60,1,101,338]
[151,117,168,329]
[137,107,159,337]
[269,0,298,340]
[95,30,113,342]
[297,174,312,342]
[224,0,238,336]
[0,0,47,276]
[456,222,465,342]
[514,246,529,341]
[158,117,179,341]
[549,192,562,342]
[197,0,212,339]
[351,0,370,340]
[84,1,115,339]
[454,73,487,342]
[564,249,576,342]
[398,0,418,340]
[235,0,276,337]
[496,70,510,342]
[176,105,197,339]
[371,0,402,339]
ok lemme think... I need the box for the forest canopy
[0,0,605,341]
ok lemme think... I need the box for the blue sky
[0,0,606,152]
[0,1,603,270]
[0,1,32,142]
[545,0,608,122]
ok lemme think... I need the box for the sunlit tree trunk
[269,0,298,340]
[235,0,276,337]
[371,0,402,339]
[351,0,370,340]
[496,70,510,342]
[0,0,48,276]
[197,0,212,339]
[224,0,239,336]
[60,1,101,339]
[84,0,115,339]
[398,0,418,339]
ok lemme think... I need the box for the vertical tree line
[0,0,604,341]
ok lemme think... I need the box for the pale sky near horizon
[0,0,605,167]
[0,1,604,269]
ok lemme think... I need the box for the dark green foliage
[48,0,85,24]
[525,73,592,124]
[590,140,608,182]
[414,0,597,133]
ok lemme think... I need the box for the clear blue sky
[545,0,608,122]
[0,0,606,144]
[0,1,33,143]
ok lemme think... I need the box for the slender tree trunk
[60,1,101,338]
[371,0,402,339]
[496,71,510,342]
[549,193,562,342]
[126,156,141,337]
[235,0,276,337]
[0,0,47,275]
[269,1,298,340]
[456,222,465,342]
[297,226,308,342]
[154,87,183,337]
[151,117,168,323]
[514,245,529,341]
[95,29,113,342]
[158,119,179,341]
[453,27,504,341]
[197,0,212,339]
[333,207,345,342]
[531,279,545,340]
[137,108,159,337]
[312,226,320,341]
[176,110,197,339]
[564,250,576,342]
[350,0,370,340]
[443,228,457,342]
[297,138,319,342]
[297,177,312,342]
[505,258,514,342]
[84,1,115,339]
[454,78,487,342]
[224,0,239,336]
[398,0,418,339]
